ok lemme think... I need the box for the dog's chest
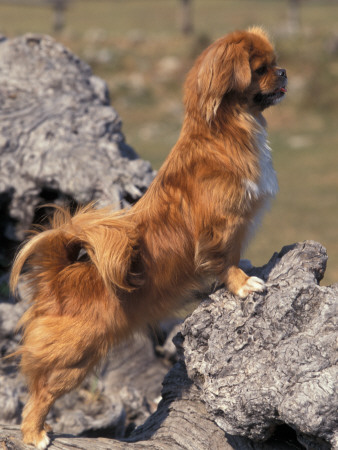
[244,128,278,201]
[241,127,278,251]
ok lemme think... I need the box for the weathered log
[1,241,337,449]
[0,34,154,243]
[177,240,337,450]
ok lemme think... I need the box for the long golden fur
[10,27,287,449]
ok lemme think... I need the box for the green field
[0,0,337,284]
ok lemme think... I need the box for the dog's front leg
[223,265,266,298]
[221,248,266,298]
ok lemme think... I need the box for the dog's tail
[10,203,140,298]
[9,204,141,365]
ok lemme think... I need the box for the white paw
[36,433,50,450]
[237,276,266,299]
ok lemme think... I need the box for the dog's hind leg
[19,314,111,449]
[21,385,54,449]
[21,364,91,449]
[21,356,100,448]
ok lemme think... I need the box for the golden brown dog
[11,27,287,448]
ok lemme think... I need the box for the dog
[10,27,287,449]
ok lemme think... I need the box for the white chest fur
[244,126,278,201]
[242,124,278,251]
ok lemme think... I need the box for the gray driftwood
[178,241,337,450]
[0,34,154,242]
[1,241,337,449]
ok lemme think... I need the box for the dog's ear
[197,39,251,122]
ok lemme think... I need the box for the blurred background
[0,0,337,284]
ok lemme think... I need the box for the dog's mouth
[273,86,287,97]
[253,85,287,109]
[276,86,287,94]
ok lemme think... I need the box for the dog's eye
[255,65,268,75]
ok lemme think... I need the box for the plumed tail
[10,227,62,295]
[10,204,141,300]
[8,204,141,372]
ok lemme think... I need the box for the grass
[0,0,337,284]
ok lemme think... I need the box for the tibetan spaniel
[11,27,287,449]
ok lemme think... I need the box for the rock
[0,363,24,426]
[46,384,126,438]
[98,336,169,433]
[0,34,155,242]
[0,283,27,356]
[177,240,337,449]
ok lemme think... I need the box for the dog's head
[185,27,287,122]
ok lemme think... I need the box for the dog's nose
[276,68,287,78]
